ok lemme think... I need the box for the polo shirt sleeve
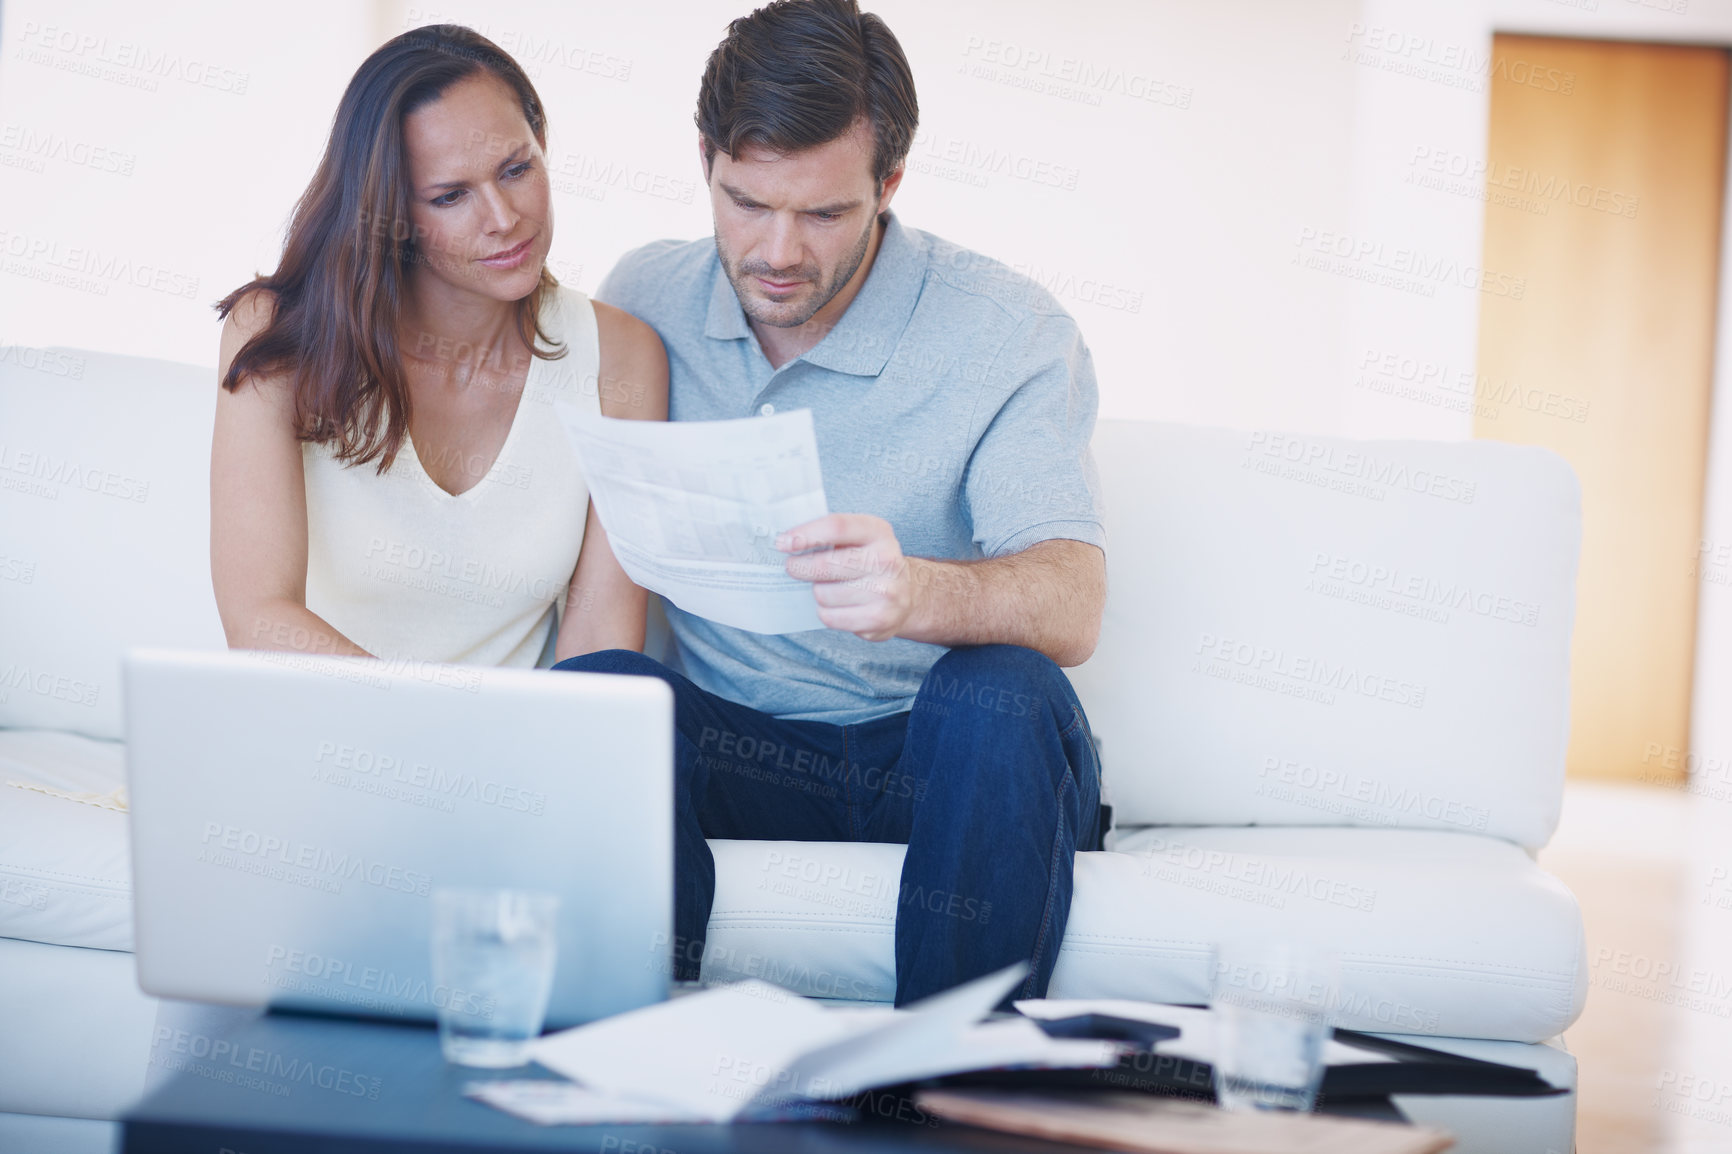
[594,248,647,314]
[594,238,685,315]
[962,311,1106,559]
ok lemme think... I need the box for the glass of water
[1211,939,1340,1111]
[430,888,559,1068]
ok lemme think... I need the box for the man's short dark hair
[696,0,918,187]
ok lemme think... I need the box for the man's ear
[697,134,713,183]
[877,164,906,215]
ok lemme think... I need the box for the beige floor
[1538,780,1732,1154]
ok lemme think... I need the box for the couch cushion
[1069,422,1580,850]
[0,728,132,950]
[704,830,1586,1043]
[0,348,225,740]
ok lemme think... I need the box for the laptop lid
[124,648,672,1027]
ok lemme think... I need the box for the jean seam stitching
[1024,771,1075,1000]
[842,727,859,840]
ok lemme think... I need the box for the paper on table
[860,1016,1121,1088]
[465,1081,857,1126]
[478,1022,1117,1127]
[464,1081,713,1125]
[525,964,1105,1124]
[528,978,852,1123]
[555,407,829,634]
[782,964,1118,1102]
[1014,999,1398,1067]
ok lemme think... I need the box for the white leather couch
[0,347,1586,1151]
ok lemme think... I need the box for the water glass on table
[1211,940,1340,1112]
[430,887,559,1068]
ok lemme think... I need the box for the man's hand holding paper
[777,513,919,642]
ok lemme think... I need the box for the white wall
[0,1,381,364]
[870,0,1362,429]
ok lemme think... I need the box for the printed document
[509,963,1117,1124]
[555,407,829,634]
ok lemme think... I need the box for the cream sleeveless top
[302,286,600,667]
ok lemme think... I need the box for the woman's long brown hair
[216,25,563,471]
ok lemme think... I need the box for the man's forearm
[898,540,1106,667]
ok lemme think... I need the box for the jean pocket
[1057,704,1086,741]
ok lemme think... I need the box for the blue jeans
[551,644,1102,1006]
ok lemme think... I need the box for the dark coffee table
[120,1007,1406,1154]
[120,1008,1079,1153]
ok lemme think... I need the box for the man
[558,0,1106,1006]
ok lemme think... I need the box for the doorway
[1475,33,1727,783]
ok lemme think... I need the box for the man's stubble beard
[717,216,876,330]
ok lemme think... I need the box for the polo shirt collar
[704,258,752,342]
[702,212,926,378]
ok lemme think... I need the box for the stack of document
[468,977,1553,1127]
[468,964,1119,1125]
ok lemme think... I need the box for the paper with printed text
[555,407,829,634]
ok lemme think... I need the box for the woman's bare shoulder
[591,299,668,421]
[221,286,279,346]
[217,286,294,408]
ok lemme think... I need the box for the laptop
[123,648,673,1027]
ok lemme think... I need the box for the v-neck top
[301,286,599,668]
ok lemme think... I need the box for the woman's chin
[427,260,545,302]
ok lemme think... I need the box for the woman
[212,25,665,667]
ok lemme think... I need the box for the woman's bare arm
[553,301,669,660]
[211,291,369,657]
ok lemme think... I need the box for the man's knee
[551,648,670,679]
[930,643,1061,678]
[916,645,1095,792]
[920,644,1066,717]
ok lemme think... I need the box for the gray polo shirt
[596,212,1103,724]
